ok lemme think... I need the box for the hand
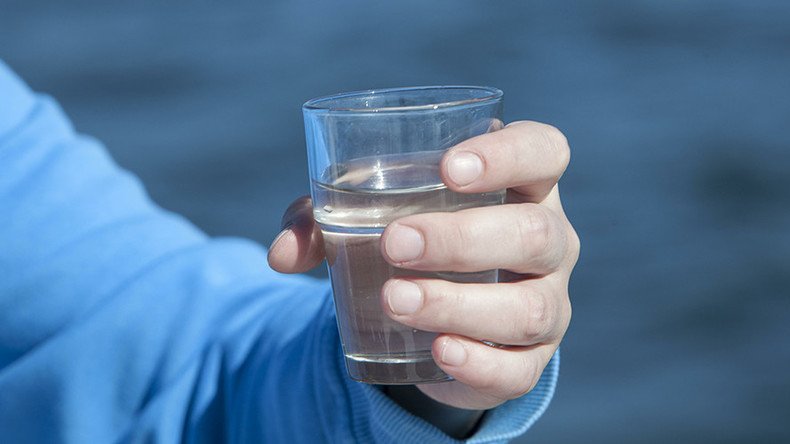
[268,121,579,410]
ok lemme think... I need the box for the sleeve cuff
[339,343,560,444]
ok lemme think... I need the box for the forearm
[0,61,335,440]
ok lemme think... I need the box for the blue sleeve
[0,60,559,443]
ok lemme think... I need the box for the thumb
[267,196,326,273]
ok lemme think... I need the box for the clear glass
[303,86,505,384]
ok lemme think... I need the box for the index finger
[440,121,570,202]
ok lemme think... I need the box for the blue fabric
[0,60,559,443]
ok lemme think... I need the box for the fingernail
[270,228,293,250]
[386,280,423,315]
[384,225,424,263]
[441,338,468,366]
[447,151,483,186]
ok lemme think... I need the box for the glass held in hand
[303,86,505,384]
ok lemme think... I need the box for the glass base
[344,351,452,385]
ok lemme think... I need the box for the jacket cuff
[338,338,560,443]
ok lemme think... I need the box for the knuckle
[567,225,581,265]
[539,124,571,173]
[446,218,477,264]
[528,290,551,330]
[516,206,553,260]
[512,287,551,343]
[287,195,312,212]
[511,121,569,156]
[282,195,313,227]
[510,357,542,398]
[541,123,570,152]
[427,283,462,324]
[559,294,572,333]
[518,206,551,238]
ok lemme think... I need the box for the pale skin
[268,121,580,411]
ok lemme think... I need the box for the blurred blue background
[2,0,789,441]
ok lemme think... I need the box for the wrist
[381,384,485,439]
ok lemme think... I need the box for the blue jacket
[0,60,558,443]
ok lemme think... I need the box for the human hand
[268,121,579,410]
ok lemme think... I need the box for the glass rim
[302,85,503,114]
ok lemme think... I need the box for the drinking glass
[303,86,504,384]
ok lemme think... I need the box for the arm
[0,60,334,442]
[0,61,560,443]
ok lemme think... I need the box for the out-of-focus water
[2,1,789,441]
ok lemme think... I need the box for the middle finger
[380,203,568,274]
[381,275,570,346]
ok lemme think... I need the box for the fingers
[382,275,571,346]
[441,121,570,202]
[416,337,557,409]
[380,203,569,274]
[267,196,325,273]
